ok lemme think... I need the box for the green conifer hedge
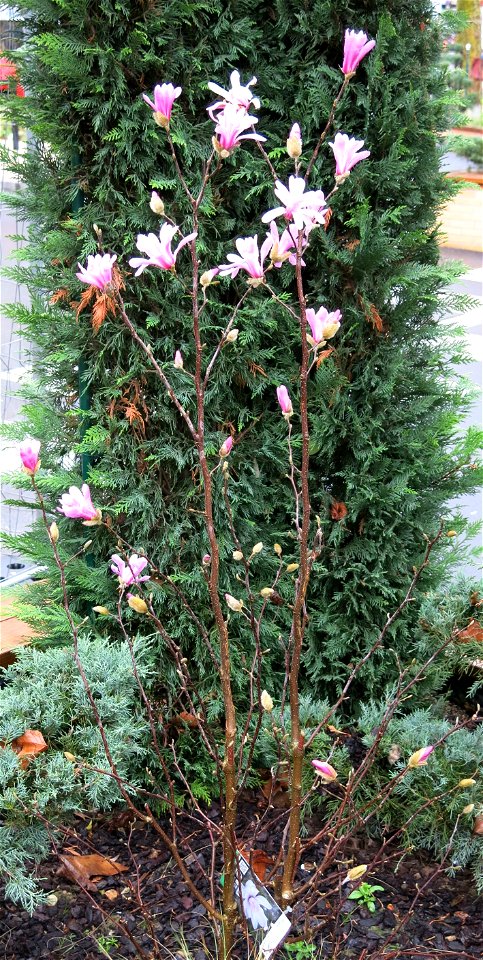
[2,0,482,704]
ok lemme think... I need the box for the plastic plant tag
[234,852,292,958]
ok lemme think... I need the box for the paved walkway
[440,249,483,576]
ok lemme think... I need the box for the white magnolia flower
[241,879,271,931]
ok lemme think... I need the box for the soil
[0,799,481,960]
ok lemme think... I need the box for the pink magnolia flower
[407,746,435,769]
[202,554,211,566]
[207,70,260,117]
[218,234,273,282]
[342,29,376,75]
[276,385,293,417]
[219,436,233,457]
[329,133,370,179]
[110,553,150,587]
[267,222,309,268]
[76,253,117,291]
[241,878,271,931]
[286,122,302,159]
[129,223,197,276]
[212,104,266,157]
[19,439,41,475]
[312,759,338,782]
[174,350,183,369]
[142,83,182,127]
[306,306,342,346]
[58,483,101,522]
[262,176,327,232]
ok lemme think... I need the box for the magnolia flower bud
[49,521,59,544]
[225,593,243,612]
[92,606,111,616]
[200,268,219,288]
[346,864,367,883]
[149,191,165,216]
[286,122,302,159]
[219,436,233,458]
[407,746,434,769]
[286,563,299,573]
[388,744,402,765]
[154,111,170,129]
[274,543,282,556]
[174,350,184,369]
[458,778,476,788]
[127,594,149,614]
[260,587,275,598]
[83,510,103,527]
[335,171,351,186]
[322,321,341,340]
[261,690,274,712]
[232,550,244,561]
[226,328,239,343]
[312,759,338,782]
[277,385,293,417]
[82,540,94,550]
[251,542,263,555]
[463,803,475,815]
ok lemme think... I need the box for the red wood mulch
[0,797,481,960]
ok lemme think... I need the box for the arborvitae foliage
[2,0,482,704]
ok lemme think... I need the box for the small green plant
[347,882,384,913]
[285,942,317,960]
[93,932,120,958]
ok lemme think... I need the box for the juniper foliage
[1,0,482,708]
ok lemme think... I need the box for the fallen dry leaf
[11,730,48,768]
[456,621,483,644]
[58,854,97,891]
[239,847,274,883]
[102,889,119,901]
[259,769,291,809]
[58,851,128,890]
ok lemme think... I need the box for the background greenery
[2,0,481,703]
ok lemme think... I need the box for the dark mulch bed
[1,798,481,960]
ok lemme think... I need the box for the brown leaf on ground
[260,769,290,808]
[102,889,119,901]
[330,501,348,521]
[456,620,483,643]
[58,852,128,890]
[239,847,274,883]
[58,855,97,891]
[11,730,48,768]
